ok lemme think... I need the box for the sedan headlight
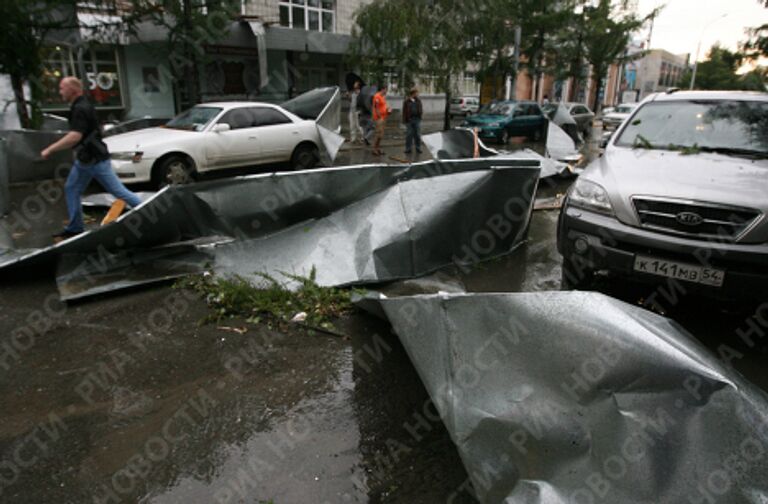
[111,151,144,163]
[488,122,501,128]
[568,179,614,215]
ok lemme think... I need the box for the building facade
[631,49,689,100]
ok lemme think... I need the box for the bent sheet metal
[422,127,580,178]
[0,159,540,300]
[357,291,768,504]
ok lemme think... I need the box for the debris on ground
[359,290,768,503]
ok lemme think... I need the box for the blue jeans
[405,119,422,152]
[64,159,142,233]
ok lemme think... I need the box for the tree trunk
[591,70,604,113]
[10,72,30,129]
[443,74,452,131]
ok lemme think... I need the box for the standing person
[358,85,375,145]
[542,94,550,106]
[402,87,423,154]
[348,80,363,144]
[41,77,142,241]
[371,84,390,156]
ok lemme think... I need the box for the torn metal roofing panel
[0,159,539,300]
[359,291,768,504]
[422,129,572,178]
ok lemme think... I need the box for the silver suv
[557,90,768,299]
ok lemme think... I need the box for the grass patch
[177,267,357,331]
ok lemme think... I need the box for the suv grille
[632,197,761,241]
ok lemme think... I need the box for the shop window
[40,45,124,110]
[279,0,334,32]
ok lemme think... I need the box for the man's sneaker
[404,150,412,154]
[52,230,82,243]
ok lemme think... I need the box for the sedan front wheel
[291,143,319,171]
[154,155,195,189]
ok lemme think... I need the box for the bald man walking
[41,77,141,241]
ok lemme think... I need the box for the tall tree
[349,0,470,130]
[555,0,656,109]
[519,0,575,101]
[680,44,756,90]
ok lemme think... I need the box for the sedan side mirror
[212,123,231,133]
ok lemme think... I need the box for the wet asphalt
[1,116,766,503]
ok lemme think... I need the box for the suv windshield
[615,100,768,155]
[165,106,222,131]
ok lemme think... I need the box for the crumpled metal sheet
[0,137,9,215]
[0,130,69,183]
[422,129,570,178]
[0,159,539,300]
[548,102,581,144]
[545,121,581,164]
[281,86,343,164]
[359,291,768,504]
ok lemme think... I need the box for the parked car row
[558,90,768,301]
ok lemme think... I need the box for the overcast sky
[637,0,768,60]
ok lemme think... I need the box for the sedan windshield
[165,106,223,131]
[615,100,768,155]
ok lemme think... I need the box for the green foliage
[680,44,765,91]
[177,268,357,330]
[564,0,654,110]
[0,0,84,128]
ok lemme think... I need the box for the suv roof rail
[666,87,681,94]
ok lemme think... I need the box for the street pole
[690,13,727,90]
[689,40,702,90]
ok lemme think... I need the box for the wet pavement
[1,120,767,503]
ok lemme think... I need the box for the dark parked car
[461,100,547,143]
[557,90,768,300]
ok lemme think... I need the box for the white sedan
[105,88,341,188]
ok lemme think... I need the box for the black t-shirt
[69,96,109,163]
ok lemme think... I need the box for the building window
[461,72,479,96]
[279,0,335,32]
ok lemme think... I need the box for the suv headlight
[568,179,614,215]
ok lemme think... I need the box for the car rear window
[615,100,768,154]
[451,99,462,104]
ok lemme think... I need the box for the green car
[461,100,547,144]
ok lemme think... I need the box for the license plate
[633,256,724,287]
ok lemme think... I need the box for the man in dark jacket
[41,77,141,241]
[403,87,423,154]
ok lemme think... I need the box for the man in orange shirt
[371,84,391,156]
